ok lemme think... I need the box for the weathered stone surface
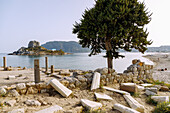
[81,99,102,111]
[26,82,36,87]
[68,84,76,89]
[5,100,16,107]
[60,80,70,87]
[10,85,17,89]
[91,72,101,90]
[49,79,72,97]
[26,87,38,94]
[0,87,7,95]
[136,85,145,91]
[64,77,75,84]
[145,87,157,94]
[123,95,145,113]
[8,108,25,113]
[76,76,87,82]
[145,90,156,96]
[114,103,140,113]
[37,98,47,106]
[35,105,63,113]
[36,82,47,89]
[16,83,26,90]
[28,40,40,48]
[141,84,153,87]
[95,92,113,101]
[7,90,20,97]
[64,106,83,113]
[25,100,41,106]
[120,83,138,93]
[160,86,169,91]
[95,68,108,75]
[60,69,71,76]
[8,75,16,80]
[151,96,169,103]
[0,85,7,89]
[103,86,130,95]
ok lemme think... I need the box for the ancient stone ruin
[28,40,40,48]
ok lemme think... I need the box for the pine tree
[73,0,152,72]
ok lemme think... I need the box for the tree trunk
[105,38,113,73]
[107,54,113,69]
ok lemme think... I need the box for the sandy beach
[144,53,170,83]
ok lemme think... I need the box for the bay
[0,52,153,73]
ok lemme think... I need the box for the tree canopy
[73,0,152,69]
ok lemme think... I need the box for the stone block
[35,105,63,113]
[145,90,156,96]
[49,79,72,97]
[95,92,113,100]
[26,82,36,87]
[60,69,71,76]
[132,59,138,65]
[103,86,130,95]
[160,86,169,91]
[81,99,102,111]
[5,100,16,107]
[8,75,16,80]
[120,83,138,93]
[26,87,38,94]
[16,83,26,90]
[7,90,20,97]
[25,100,41,106]
[141,84,153,87]
[114,103,140,113]
[151,96,169,103]
[8,108,24,113]
[145,87,157,94]
[136,85,145,91]
[123,95,145,113]
[0,87,7,96]
[36,82,47,89]
[91,72,101,90]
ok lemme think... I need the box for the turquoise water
[0,53,153,73]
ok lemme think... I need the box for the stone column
[34,59,40,83]
[3,57,7,70]
[51,65,54,74]
[45,57,48,72]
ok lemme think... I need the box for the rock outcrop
[28,40,40,48]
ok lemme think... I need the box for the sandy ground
[144,53,170,83]
[0,53,169,113]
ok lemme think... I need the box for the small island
[8,40,68,56]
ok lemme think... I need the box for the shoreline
[144,53,170,83]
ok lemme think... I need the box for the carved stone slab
[35,105,63,113]
[123,94,145,113]
[91,72,101,90]
[81,99,102,111]
[49,79,72,97]
[103,86,130,95]
[114,103,140,113]
[95,92,113,100]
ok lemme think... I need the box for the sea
[0,52,154,73]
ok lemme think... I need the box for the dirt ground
[0,53,170,113]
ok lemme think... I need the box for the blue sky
[0,0,170,53]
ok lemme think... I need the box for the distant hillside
[147,46,170,52]
[41,41,90,53]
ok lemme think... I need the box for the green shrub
[131,92,140,98]
[146,96,157,105]
[153,102,170,113]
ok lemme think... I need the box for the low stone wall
[0,59,154,97]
